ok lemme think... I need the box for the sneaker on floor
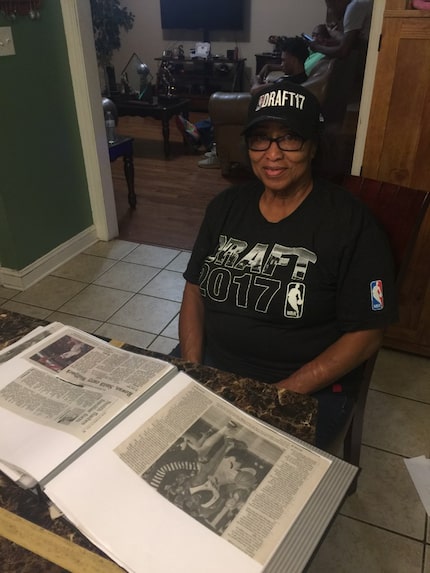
[204,145,217,158]
[198,155,220,169]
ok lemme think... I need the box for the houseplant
[90,0,135,95]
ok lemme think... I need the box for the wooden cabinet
[362,6,430,356]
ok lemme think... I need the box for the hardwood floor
[111,112,251,251]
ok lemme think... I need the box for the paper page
[0,324,175,485]
[0,460,36,488]
[45,373,260,573]
[0,322,63,364]
[404,455,430,516]
[45,372,332,573]
[0,360,83,484]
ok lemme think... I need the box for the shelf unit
[155,57,246,111]
[255,53,281,75]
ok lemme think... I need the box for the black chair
[330,175,430,493]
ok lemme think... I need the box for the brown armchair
[209,57,338,176]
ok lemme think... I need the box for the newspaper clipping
[0,327,174,440]
[115,381,331,564]
[0,322,63,365]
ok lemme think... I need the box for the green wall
[0,2,93,271]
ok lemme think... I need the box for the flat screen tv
[160,0,245,31]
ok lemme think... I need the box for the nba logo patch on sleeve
[370,280,384,311]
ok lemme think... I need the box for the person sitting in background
[199,36,309,169]
[196,36,309,169]
[304,24,336,75]
[267,28,334,77]
[251,36,309,93]
[177,81,398,448]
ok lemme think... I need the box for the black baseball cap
[242,81,323,140]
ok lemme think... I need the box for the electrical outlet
[0,27,15,57]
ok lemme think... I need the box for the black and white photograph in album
[142,412,283,535]
[29,335,93,372]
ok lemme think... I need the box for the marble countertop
[0,307,317,571]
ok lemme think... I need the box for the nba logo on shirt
[285,282,305,318]
[370,280,384,311]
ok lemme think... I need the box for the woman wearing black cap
[178,81,398,448]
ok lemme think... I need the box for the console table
[113,97,190,158]
[0,308,318,572]
[155,57,246,111]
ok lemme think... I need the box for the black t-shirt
[184,179,398,393]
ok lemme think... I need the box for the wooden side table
[113,97,190,158]
[108,136,136,209]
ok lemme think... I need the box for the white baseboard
[0,227,98,291]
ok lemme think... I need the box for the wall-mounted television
[160,0,245,31]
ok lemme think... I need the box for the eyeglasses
[246,133,306,152]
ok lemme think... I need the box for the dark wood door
[362,7,430,356]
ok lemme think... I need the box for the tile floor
[0,239,429,573]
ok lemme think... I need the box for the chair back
[341,175,430,283]
[330,175,430,490]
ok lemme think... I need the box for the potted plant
[90,0,135,95]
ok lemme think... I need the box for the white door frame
[351,0,385,175]
[60,0,118,241]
